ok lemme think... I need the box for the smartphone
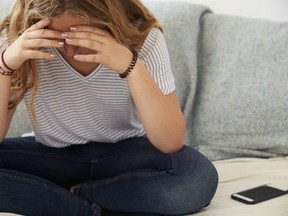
[231,184,288,204]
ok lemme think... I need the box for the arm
[0,73,16,142]
[126,60,185,153]
[0,19,64,142]
[64,27,185,153]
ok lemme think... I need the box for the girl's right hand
[3,19,64,70]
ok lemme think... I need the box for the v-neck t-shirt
[24,28,176,148]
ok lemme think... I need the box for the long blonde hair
[0,0,161,123]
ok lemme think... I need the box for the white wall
[154,0,288,22]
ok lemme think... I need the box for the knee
[165,146,218,214]
[0,140,14,169]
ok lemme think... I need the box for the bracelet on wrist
[1,49,16,72]
[119,50,138,79]
[0,65,13,76]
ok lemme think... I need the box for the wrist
[1,49,16,71]
[3,47,23,71]
[0,65,13,76]
[119,50,138,79]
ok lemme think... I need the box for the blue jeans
[0,136,218,216]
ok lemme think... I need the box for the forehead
[47,13,88,31]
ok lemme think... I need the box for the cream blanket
[195,157,288,216]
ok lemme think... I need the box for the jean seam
[167,153,177,173]
[88,152,176,181]
[93,152,170,163]
[0,150,89,163]
[0,171,91,206]
[77,170,168,191]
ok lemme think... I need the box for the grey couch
[3,0,288,161]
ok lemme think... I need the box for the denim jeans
[0,136,218,216]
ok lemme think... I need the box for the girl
[0,0,218,215]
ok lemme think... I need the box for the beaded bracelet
[0,65,13,76]
[0,66,14,76]
[119,51,138,79]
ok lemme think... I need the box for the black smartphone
[231,184,288,204]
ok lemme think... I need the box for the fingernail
[42,18,50,22]
[74,55,80,60]
[70,27,77,31]
[58,42,64,46]
[66,38,72,43]
[50,54,55,58]
[61,33,69,38]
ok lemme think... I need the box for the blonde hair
[0,0,161,123]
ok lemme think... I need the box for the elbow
[159,141,184,154]
[149,133,185,154]
[160,122,185,154]
[0,128,7,144]
[146,117,186,154]
[0,135,4,144]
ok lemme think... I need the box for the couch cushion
[191,14,288,160]
[144,0,211,146]
[0,0,15,20]
[7,102,32,138]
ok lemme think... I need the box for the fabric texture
[0,1,14,20]
[0,136,218,215]
[195,157,288,216]
[190,14,288,160]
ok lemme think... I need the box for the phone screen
[231,185,288,204]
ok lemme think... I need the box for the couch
[1,0,288,215]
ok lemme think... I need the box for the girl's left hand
[63,26,134,74]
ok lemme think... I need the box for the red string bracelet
[1,49,15,72]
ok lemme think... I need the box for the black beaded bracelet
[119,51,138,79]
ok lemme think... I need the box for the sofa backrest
[145,1,288,160]
[191,13,288,160]
[0,1,14,20]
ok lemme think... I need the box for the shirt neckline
[52,48,103,81]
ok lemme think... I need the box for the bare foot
[70,184,79,193]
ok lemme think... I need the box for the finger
[27,19,51,32]
[24,50,55,60]
[61,31,105,43]
[23,39,64,49]
[26,29,63,40]
[66,38,104,52]
[74,54,101,63]
[70,26,108,36]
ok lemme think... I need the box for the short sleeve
[139,28,175,95]
[0,29,9,50]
